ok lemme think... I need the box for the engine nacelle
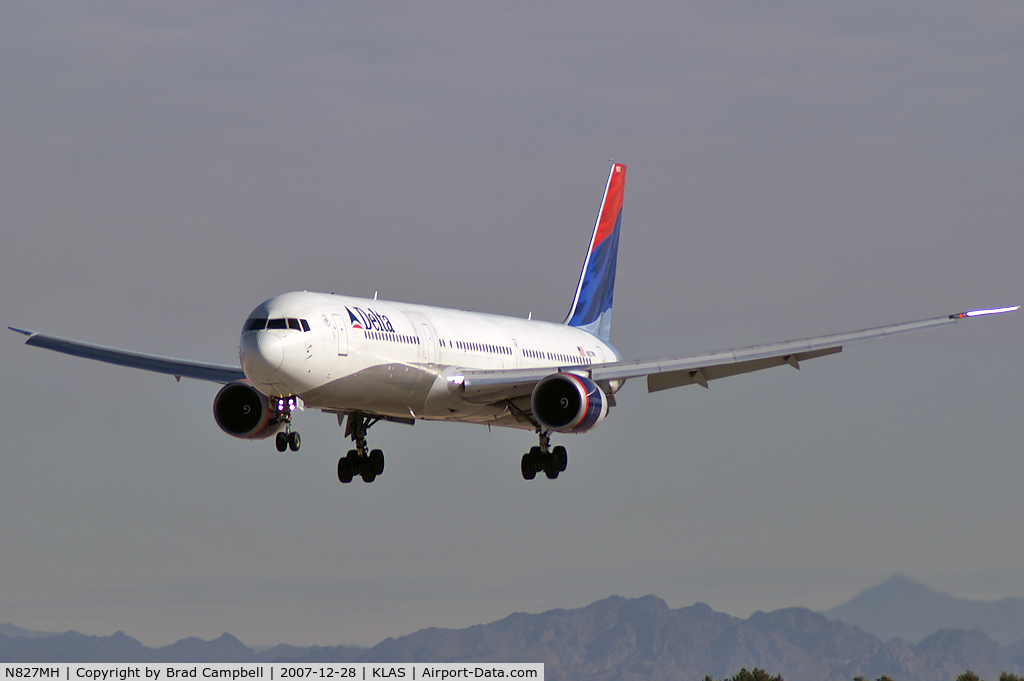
[213,381,286,440]
[531,373,609,434]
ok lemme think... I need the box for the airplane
[10,163,1018,484]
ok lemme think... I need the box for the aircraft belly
[416,403,536,431]
[301,363,437,414]
[299,361,536,430]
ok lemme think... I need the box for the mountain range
[4,576,1024,681]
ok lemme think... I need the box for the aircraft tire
[544,456,560,479]
[288,432,301,452]
[369,449,385,475]
[552,445,568,472]
[343,450,356,470]
[276,432,288,452]
[360,464,377,483]
[337,457,354,484]
[521,452,537,480]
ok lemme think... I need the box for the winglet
[564,163,626,342]
[953,306,1019,319]
[8,326,35,337]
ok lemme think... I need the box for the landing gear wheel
[337,456,354,483]
[521,446,544,480]
[288,431,301,452]
[544,456,560,479]
[369,449,385,476]
[276,432,288,452]
[360,460,377,483]
[521,452,537,480]
[552,445,567,472]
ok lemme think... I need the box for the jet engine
[530,373,609,433]
[213,381,286,439]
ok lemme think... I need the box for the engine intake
[531,373,609,433]
[213,381,285,439]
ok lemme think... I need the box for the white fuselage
[239,291,620,429]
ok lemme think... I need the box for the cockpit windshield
[245,317,311,332]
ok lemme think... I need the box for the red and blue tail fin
[564,163,626,342]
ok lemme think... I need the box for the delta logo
[346,306,396,333]
[346,307,364,329]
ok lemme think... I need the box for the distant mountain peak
[866,574,947,597]
[0,624,62,639]
[837,574,956,612]
[825,575,1024,646]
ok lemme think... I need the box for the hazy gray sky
[1,1,1022,647]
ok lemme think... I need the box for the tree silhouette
[703,669,784,681]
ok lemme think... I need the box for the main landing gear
[337,413,385,484]
[521,431,567,480]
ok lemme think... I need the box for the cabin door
[331,314,349,356]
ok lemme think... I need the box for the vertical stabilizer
[564,163,626,341]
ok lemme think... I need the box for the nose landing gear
[272,396,303,452]
[521,431,567,480]
[275,430,301,452]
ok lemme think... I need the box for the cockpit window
[249,317,311,332]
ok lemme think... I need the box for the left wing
[8,327,246,384]
[454,307,1018,402]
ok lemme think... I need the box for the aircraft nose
[241,331,285,378]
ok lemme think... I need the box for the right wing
[454,307,1018,402]
[8,327,246,384]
